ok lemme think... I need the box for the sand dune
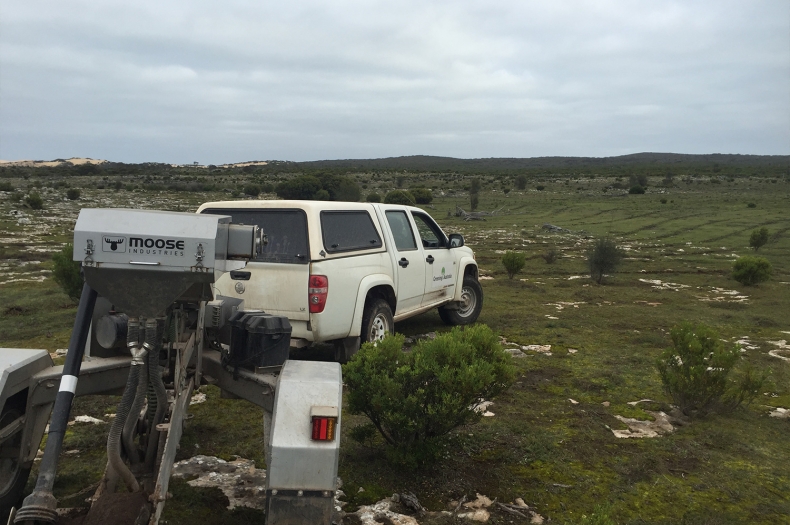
[0,158,107,167]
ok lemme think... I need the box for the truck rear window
[201,208,309,264]
[320,211,383,254]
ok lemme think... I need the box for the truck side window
[385,210,417,251]
[201,208,309,264]
[321,211,383,253]
[411,212,446,249]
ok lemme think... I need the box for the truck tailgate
[213,261,310,321]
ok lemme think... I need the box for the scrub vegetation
[1,155,788,524]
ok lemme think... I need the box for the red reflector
[311,416,336,441]
[308,275,328,313]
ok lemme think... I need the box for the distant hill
[296,153,789,171]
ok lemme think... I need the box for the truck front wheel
[438,276,483,325]
[361,299,394,345]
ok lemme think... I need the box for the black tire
[0,407,31,521]
[361,298,394,345]
[438,276,483,325]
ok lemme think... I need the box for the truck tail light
[311,416,336,441]
[310,406,338,441]
[308,275,328,313]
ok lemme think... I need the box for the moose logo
[103,236,126,253]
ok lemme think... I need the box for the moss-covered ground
[1,166,788,524]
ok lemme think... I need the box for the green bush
[243,184,261,197]
[314,189,331,200]
[732,256,772,286]
[747,202,756,208]
[410,187,433,204]
[656,322,763,417]
[366,192,381,203]
[660,198,667,204]
[383,190,415,205]
[343,325,515,467]
[66,188,81,200]
[0,181,13,192]
[275,175,323,199]
[629,173,648,187]
[52,243,84,301]
[501,251,526,279]
[535,185,545,191]
[515,174,527,190]
[542,247,559,264]
[319,174,361,202]
[628,185,645,194]
[25,191,44,209]
[748,227,769,252]
[587,238,623,284]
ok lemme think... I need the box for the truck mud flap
[265,489,334,525]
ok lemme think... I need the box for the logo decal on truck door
[431,266,453,289]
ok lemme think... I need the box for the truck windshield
[201,208,309,264]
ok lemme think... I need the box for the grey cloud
[1,0,787,163]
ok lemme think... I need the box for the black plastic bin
[225,311,292,375]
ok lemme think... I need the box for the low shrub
[0,181,13,192]
[243,184,261,197]
[366,192,381,203]
[660,198,667,204]
[587,238,623,284]
[656,322,763,417]
[535,185,545,191]
[66,188,81,200]
[748,227,769,252]
[470,193,479,211]
[515,174,527,190]
[542,247,559,264]
[343,325,515,467]
[501,251,526,279]
[410,187,433,204]
[732,256,772,286]
[384,190,415,205]
[628,185,645,194]
[747,202,756,208]
[314,189,331,201]
[25,191,44,209]
[52,243,83,301]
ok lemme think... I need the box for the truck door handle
[398,258,409,268]
[426,255,434,264]
[230,271,251,280]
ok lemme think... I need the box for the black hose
[122,353,148,467]
[145,320,167,470]
[107,362,142,492]
[15,283,98,523]
[105,317,143,493]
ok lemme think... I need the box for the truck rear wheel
[361,299,394,345]
[438,276,483,325]
[0,406,31,520]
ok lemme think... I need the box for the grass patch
[2,168,788,523]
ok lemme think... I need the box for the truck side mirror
[448,233,464,248]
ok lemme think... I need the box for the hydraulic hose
[15,283,98,524]
[105,317,144,493]
[123,318,157,467]
[122,351,148,467]
[145,320,167,470]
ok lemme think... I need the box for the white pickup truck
[196,200,482,361]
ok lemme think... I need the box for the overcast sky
[1,0,788,164]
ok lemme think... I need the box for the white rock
[71,415,105,425]
[612,411,674,439]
